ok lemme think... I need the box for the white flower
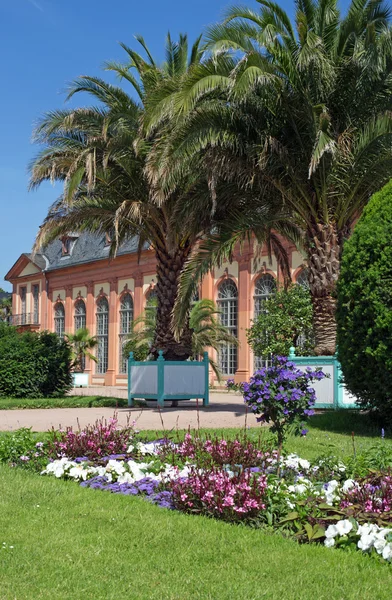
[117,472,135,484]
[324,538,335,547]
[382,544,392,561]
[357,523,378,537]
[374,538,387,554]
[322,480,340,505]
[325,524,339,539]
[342,479,357,493]
[335,519,353,536]
[105,460,126,476]
[284,454,311,471]
[68,465,87,480]
[127,444,134,453]
[136,442,160,456]
[357,534,375,551]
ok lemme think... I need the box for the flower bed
[2,414,392,565]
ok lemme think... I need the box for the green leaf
[279,511,299,523]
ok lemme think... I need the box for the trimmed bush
[0,326,72,398]
[337,181,392,417]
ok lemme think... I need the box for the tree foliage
[337,180,392,418]
[65,328,97,372]
[148,0,392,355]
[247,285,314,359]
[0,326,72,398]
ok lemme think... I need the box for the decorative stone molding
[148,278,156,291]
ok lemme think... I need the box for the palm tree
[123,299,238,379]
[30,33,298,361]
[65,328,98,372]
[151,0,392,355]
[29,34,214,361]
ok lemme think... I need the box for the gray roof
[42,233,143,272]
[23,253,47,271]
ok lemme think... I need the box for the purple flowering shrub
[169,467,267,522]
[47,415,134,460]
[341,472,392,523]
[242,356,326,449]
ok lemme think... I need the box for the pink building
[5,233,307,386]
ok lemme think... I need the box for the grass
[0,396,129,410]
[1,465,392,600]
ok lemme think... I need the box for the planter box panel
[73,373,89,387]
[289,349,360,409]
[297,362,335,406]
[129,365,158,395]
[340,386,359,409]
[164,365,205,396]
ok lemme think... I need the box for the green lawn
[0,396,128,410]
[1,465,392,600]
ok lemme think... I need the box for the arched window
[296,268,310,289]
[145,288,157,317]
[254,274,277,318]
[54,303,65,339]
[217,279,238,375]
[253,274,276,371]
[119,293,134,374]
[74,299,86,331]
[96,297,109,374]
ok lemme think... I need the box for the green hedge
[337,181,392,417]
[0,324,72,398]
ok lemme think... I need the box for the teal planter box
[288,347,359,410]
[72,373,89,388]
[128,351,210,408]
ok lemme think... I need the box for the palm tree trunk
[151,244,193,361]
[306,223,341,356]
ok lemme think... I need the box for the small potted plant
[65,328,97,387]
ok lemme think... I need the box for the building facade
[4,233,307,386]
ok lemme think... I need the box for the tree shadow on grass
[309,410,387,439]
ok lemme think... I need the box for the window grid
[32,285,39,324]
[217,280,238,376]
[96,297,109,374]
[253,274,277,371]
[296,268,310,289]
[119,293,134,374]
[54,303,65,339]
[74,299,86,331]
[20,287,26,324]
[74,299,87,370]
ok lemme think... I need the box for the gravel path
[0,394,255,432]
